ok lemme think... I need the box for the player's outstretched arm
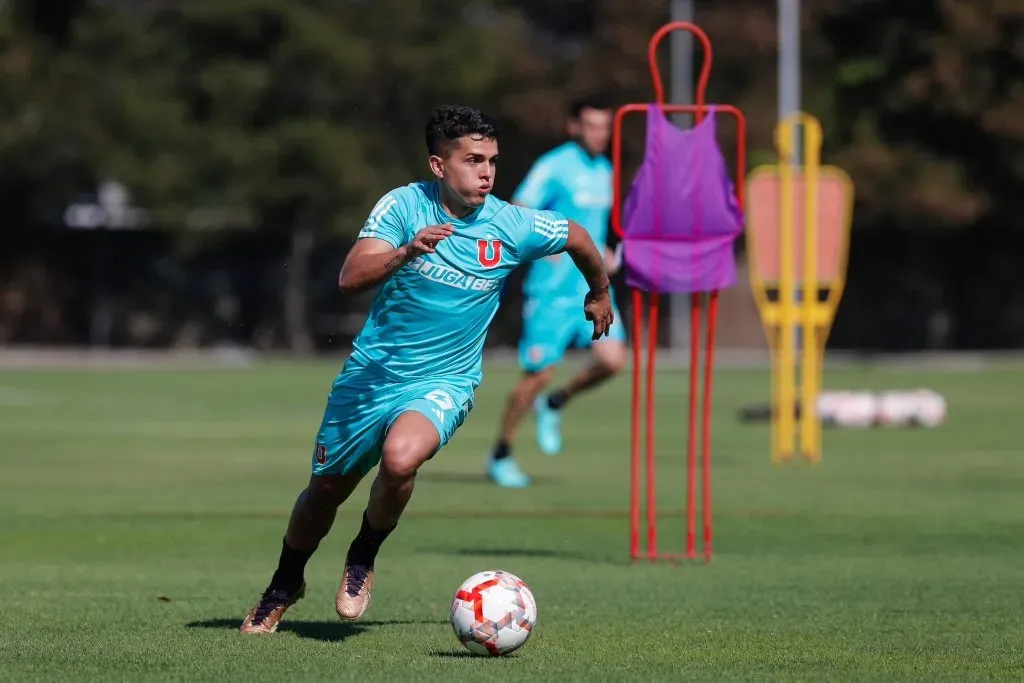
[563,220,615,339]
[338,223,453,295]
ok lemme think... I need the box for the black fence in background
[4,221,1023,351]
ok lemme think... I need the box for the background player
[486,95,627,489]
[240,105,613,634]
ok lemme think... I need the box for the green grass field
[1,357,1022,681]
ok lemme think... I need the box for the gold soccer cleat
[240,583,305,634]
[335,564,374,620]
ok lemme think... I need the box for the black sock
[346,511,395,568]
[491,440,512,461]
[547,390,568,411]
[268,538,315,595]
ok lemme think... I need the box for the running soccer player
[486,95,627,489]
[240,105,613,634]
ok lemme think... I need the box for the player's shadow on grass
[186,617,444,643]
[416,471,562,486]
[442,546,621,565]
[428,649,495,659]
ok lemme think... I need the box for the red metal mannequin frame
[612,21,747,563]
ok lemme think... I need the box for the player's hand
[408,223,454,257]
[584,286,614,340]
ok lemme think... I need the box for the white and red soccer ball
[816,389,948,428]
[906,388,948,427]
[817,391,878,428]
[875,390,919,427]
[450,570,537,656]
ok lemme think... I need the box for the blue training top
[350,181,570,385]
[513,141,612,302]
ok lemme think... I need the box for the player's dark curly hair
[569,94,613,119]
[425,105,499,157]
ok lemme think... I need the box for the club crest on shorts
[314,442,327,465]
[477,239,502,268]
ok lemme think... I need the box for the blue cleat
[533,395,563,455]
[487,457,530,488]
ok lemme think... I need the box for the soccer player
[240,105,614,634]
[485,95,627,489]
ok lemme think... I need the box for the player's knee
[379,434,430,483]
[522,367,554,390]
[595,342,627,374]
[307,474,353,509]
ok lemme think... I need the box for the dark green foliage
[0,0,1021,349]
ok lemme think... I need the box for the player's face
[569,107,613,157]
[430,135,499,210]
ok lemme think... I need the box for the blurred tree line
[0,0,1021,351]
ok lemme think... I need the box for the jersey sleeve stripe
[533,225,568,239]
[534,214,566,228]
[360,195,398,236]
[369,194,398,220]
[532,214,569,239]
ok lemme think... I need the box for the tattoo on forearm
[384,253,405,272]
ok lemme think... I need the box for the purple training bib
[621,105,744,293]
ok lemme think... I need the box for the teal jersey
[351,181,569,386]
[514,142,612,301]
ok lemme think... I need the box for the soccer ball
[450,570,537,656]
[909,388,947,428]
[876,390,917,427]
[832,391,878,428]
[815,390,847,426]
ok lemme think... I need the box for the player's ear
[428,154,445,180]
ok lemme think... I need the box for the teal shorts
[311,357,475,477]
[517,295,626,372]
